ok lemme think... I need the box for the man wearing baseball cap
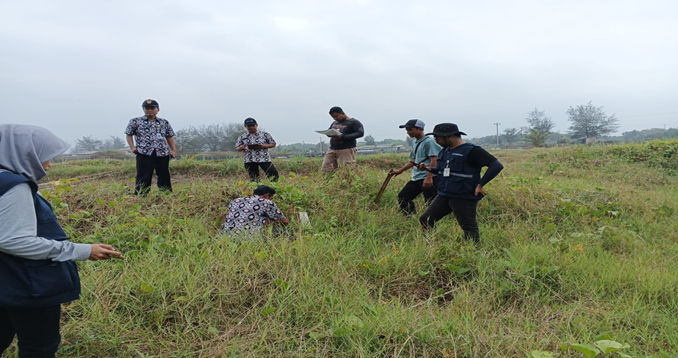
[235,118,279,182]
[124,99,177,195]
[388,119,441,215]
[417,123,504,244]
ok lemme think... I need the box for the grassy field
[7,140,678,357]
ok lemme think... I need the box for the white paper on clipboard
[315,129,341,137]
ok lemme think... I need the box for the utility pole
[494,122,501,148]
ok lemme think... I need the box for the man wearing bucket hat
[389,119,441,215]
[417,123,504,244]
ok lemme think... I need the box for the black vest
[436,142,483,200]
[0,171,81,307]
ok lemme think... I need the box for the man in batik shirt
[221,185,289,236]
[125,99,176,195]
[235,118,279,182]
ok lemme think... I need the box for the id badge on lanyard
[443,160,450,177]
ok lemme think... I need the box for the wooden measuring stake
[374,172,395,204]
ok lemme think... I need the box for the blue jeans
[0,305,61,358]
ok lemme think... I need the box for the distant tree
[526,108,556,133]
[502,127,522,147]
[524,129,548,147]
[101,136,126,150]
[364,135,376,145]
[74,135,103,152]
[182,123,245,152]
[549,132,572,145]
[376,138,409,147]
[221,123,248,151]
[175,128,203,154]
[622,128,678,141]
[467,135,496,146]
[566,101,619,139]
[525,108,555,147]
[195,124,229,152]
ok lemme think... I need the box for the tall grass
[6,140,677,357]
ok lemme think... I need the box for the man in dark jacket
[321,106,364,173]
[417,123,504,244]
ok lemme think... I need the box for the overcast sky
[1,0,677,146]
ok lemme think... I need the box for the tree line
[72,124,410,154]
[72,101,676,153]
[472,101,677,147]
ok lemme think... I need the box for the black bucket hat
[425,123,467,136]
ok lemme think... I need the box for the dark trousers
[0,305,61,358]
[419,195,480,243]
[244,162,279,182]
[397,177,439,215]
[135,151,172,195]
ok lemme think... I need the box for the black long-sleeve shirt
[328,118,364,150]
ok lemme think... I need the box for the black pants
[397,177,439,215]
[244,162,279,182]
[0,305,61,358]
[135,151,172,195]
[419,195,480,243]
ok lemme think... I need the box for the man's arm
[235,134,247,151]
[475,159,504,196]
[266,202,288,225]
[341,119,364,140]
[166,137,176,158]
[390,161,414,176]
[423,156,437,188]
[126,135,138,154]
[264,133,276,149]
[420,149,444,174]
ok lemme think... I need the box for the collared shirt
[221,195,286,234]
[124,116,176,157]
[410,136,442,181]
[235,131,276,163]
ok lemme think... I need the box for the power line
[494,122,501,147]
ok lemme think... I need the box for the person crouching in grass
[220,185,289,239]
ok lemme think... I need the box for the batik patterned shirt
[124,116,176,157]
[235,131,276,163]
[221,195,286,233]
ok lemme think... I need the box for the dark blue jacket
[430,142,483,200]
[0,171,81,307]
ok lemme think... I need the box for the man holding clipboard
[319,106,364,173]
